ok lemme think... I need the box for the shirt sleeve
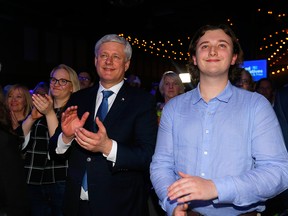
[103,139,117,166]
[215,96,288,206]
[22,131,31,150]
[55,132,72,154]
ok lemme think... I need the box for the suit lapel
[84,85,99,131]
[104,83,130,125]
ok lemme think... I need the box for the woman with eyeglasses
[21,64,80,216]
[78,71,96,89]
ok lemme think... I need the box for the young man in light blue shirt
[150,24,288,216]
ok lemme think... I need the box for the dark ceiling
[0,0,287,81]
[1,0,286,34]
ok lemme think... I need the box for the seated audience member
[78,71,96,89]
[0,98,30,216]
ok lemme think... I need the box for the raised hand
[74,117,112,155]
[61,106,89,141]
[31,106,43,120]
[32,94,53,115]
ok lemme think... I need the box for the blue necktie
[96,90,114,122]
[82,90,113,192]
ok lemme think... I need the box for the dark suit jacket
[49,82,158,216]
[274,85,288,150]
[0,130,30,216]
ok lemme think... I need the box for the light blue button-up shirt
[150,81,288,216]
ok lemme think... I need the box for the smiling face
[6,85,32,120]
[95,41,130,89]
[7,88,26,114]
[49,68,73,100]
[192,29,238,79]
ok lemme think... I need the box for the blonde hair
[5,84,33,117]
[50,64,80,92]
[159,71,185,96]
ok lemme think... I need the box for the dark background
[0,0,287,90]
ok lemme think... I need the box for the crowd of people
[0,24,288,216]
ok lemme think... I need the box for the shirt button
[87,157,91,162]
[201,173,205,176]
[204,151,208,155]
[205,129,209,134]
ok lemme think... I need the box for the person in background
[156,71,185,123]
[255,77,275,106]
[126,73,142,88]
[31,81,49,96]
[263,84,288,216]
[3,84,12,96]
[21,64,80,216]
[150,24,288,216]
[234,67,255,91]
[78,71,96,89]
[150,82,159,96]
[5,84,32,130]
[150,70,185,216]
[0,96,30,216]
[49,34,158,216]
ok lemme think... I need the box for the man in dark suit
[49,34,158,216]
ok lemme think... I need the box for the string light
[120,6,287,76]
[119,33,191,62]
[257,7,288,76]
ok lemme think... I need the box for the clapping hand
[74,117,112,155]
[61,106,89,142]
[32,94,53,116]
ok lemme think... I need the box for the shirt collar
[194,81,233,104]
[98,80,124,95]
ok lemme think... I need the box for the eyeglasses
[78,76,91,82]
[50,77,71,86]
